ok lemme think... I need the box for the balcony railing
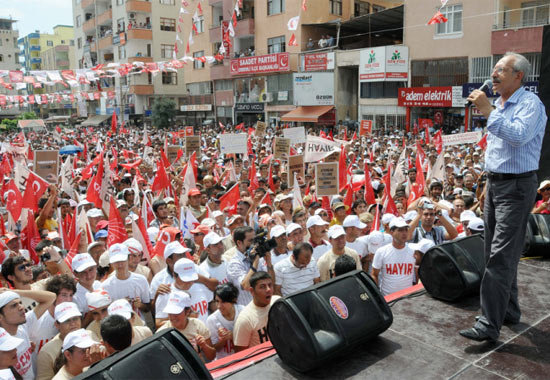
[98,35,112,50]
[83,18,96,33]
[127,28,152,40]
[128,56,154,64]
[493,5,549,30]
[129,84,154,95]
[126,0,152,13]
[97,9,112,25]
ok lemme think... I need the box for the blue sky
[3,0,73,38]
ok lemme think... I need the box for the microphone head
[481,79,493,91]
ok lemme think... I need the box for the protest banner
[359,120,373,136]
[34,150,59,184]
[273,137,290,159]
[283,127,306,144]
[255,121,267,137]
[167,146,180,163]
[288,155,304,187]
[304,135,341,163]
[315,162,339,196]
[442,131,482,146]
[324,151,340,162]
[185,136,201,156]
[220,134,247,154]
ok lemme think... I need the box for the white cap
[0,328,23,351]
[389,217,409,229]
[62,329,96,352]
[409,238,435,254]
[162,291,192,315]
[147,227,160,243]
[203,232,223,248]
[342,215,366,229]
[212,210,224,218]
[54,302,82,323]
[0,291,19,309]
[328,225,346,239]
[116,200,127,208]
[86,208,103,218]
[202,218,216,228]
[123,238,143,254]
[468,217,484,231]
[460,210,477,223]
[306,215,328,229]
[368,231,386,254]
[314,208,327,216]
[108,299,133,320]
[269,225,286,238]
[174,258,198,282]
[85,289,111,310]
[87,241,103,253]
[109,243,129,263]
[286,223,302,235]
[164,241,191,259]
[71,253,97,273]
[403,210,418,222]
[381,213,395,225]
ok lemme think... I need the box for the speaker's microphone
[465,79,493,107]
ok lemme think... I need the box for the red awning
[281,105,334,123]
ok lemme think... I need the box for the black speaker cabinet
[523,214,550,257]
[73,328,212,380]
[419,234,485,302]
[267,270,393,373]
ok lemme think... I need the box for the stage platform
[207,257,550,379]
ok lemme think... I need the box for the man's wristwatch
[249,266,257,273]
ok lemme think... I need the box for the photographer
[227,227,275,307]
[407,200,458,244]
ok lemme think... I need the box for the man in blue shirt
[460,53,547,342]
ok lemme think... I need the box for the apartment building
[0,18,21,118]
[18,25,74,72]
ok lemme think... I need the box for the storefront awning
[81,114,111,126]
[281,106,334,123]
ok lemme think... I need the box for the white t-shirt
[274,257,320,296]
[310,240,332,261]
[29,311,57,354]
[270,250,290,266]
[372,244,416,296]
[102,272,151,303]
[199,260,229,286]
[233,296,280,349]
[73,280,102,313]
[346,239,368,258]
[14,310,37,380]
[155,283,212,323]
[150,268,173,300]
[206,305,244,360]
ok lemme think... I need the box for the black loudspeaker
[73,328,212,380]
[419,234,485,302]
[523,214,550,257]
[267,270,392,373]
[538,25,550,181]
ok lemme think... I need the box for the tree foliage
[151,98,176,129]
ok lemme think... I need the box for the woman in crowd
[532,180,550,214]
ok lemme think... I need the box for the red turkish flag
[364,167,376,205]
[343,185,353,214]
[427,11,448,25]
[21,210,41,264]
[111,111,117,134]
[338,145,347,191]
[288,33,298,46]
[160,149,171,169]
[371,203,380,233]
[153,227,180,258]
[87,153,104,206]
[248,160,259,194]
[120,159,142,171]
[4,180,23,222]
[21,171,49,212]
[433,130,443,154]
[107,196,129,247]
[477,133,488,151]
[219,183,240,212]
[152,160,170,193]
[408,154,426,204]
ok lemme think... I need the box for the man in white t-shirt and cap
[306,215,331,261]
[372,217,418,296]
[466,217,484,238]
[457,210,477,238]
[0,289,56,380]
[71,253,102,322]
[268,225,290,266]
[101,243,151,319]
[286,223,304,251]
[317,225,361,282]
[343,215,368,269]
[199,232,227,313]
[123,238,152,283]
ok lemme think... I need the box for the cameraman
[227,227,275,307]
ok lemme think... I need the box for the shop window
[268,36,285,54]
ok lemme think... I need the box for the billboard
[293,72,334,106]
[359,46,408,83]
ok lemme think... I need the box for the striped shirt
[274,257,320,297]
[485,87,547,174]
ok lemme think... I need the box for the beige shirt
[131,325,152,346]
[51,366,72,380]
[36,334,62,380]
[158,318,210,343]
[316,247,361,281]
[233,296,280,349]
[222,245,237,262]
[86,320,102,342]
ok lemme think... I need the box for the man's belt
[487,171,536,180]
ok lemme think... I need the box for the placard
[255,121,267,137]
[315,162,339,196]
[283,126,306,144]
[220,133,247,154]
[442,131,482,146]
[324,151,340,162]
[359,120,373,136]
[185,136,201,156]
[304,135,341,163]
[34,150,59,184]
[167,145,180,163]
[288,155,304,187]
[273,137,290,159]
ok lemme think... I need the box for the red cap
[95,220,109,231]
[188,188,201,197]
[190,225,210,235]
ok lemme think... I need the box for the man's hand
[156,283,171,295]
[467,90,494,119]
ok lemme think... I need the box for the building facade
[18,25,74,72]
[0,18,21,118]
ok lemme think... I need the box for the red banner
[221,21,230,58]
[304,53,329,72]
[359,120,373,136]
[230,53,290,75]
[398,87,453,108]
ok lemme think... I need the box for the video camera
[247,228,277,259]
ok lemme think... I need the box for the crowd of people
[0,77,545,378]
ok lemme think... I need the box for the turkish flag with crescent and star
[4,179,23,222]
[21,171,49,212]
[107,196,129,247]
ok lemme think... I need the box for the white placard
[304,135,342,163]
[220,133,247,154]
[442,131,482,146]
[283,127,306,144]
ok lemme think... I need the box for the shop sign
[442,131,482,146]
[119,33,126,46]
[398,86,465,108]
[303,52,335,71]
[230,53,290,75]
[180,104,212,112]
[461,81,539,98]
[234,103,264,112]
[293,73,334,106]
[359,46,408,82]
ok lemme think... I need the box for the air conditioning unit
[129,13,136,19]
[261,92,273,102]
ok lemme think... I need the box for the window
[47,40,53,47]
[116,0,124,5]
[0,55,3,62]
[76,15,82,27]
[161,44,174,58]
[194,16,204,33]
[360,81,406,99]
[193,51,205,69]
[118,45,126,59]
[521,1,549,27]
[436,4,462,35]
[159,0,175,5]
[411,57,468,87]
[354,1,370,17]
[160,18,176,32]
[187,81,213,95]
[372,4,385,13]
[117,18,125,32]
[330,0,342,15]
[70,39,75,46]
[470,56,493,82]
[268,36,285,53]
[267,0,285,15]
[162,72,177,85]
[77,38,82,49]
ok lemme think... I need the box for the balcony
[210,62,231,80]
[29,45,40,51]
[127,28,152,40]
[97,35,112,50]
[128,56,153,64]
[81,0,94,10]
[30,58,42,64]
[97,9,112,25]
[129,84,154,95]
[209,25,221,42]
[126,0,152,13]
[83,18,96,33]
[180,94,214,105]
[234,17,254,36]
